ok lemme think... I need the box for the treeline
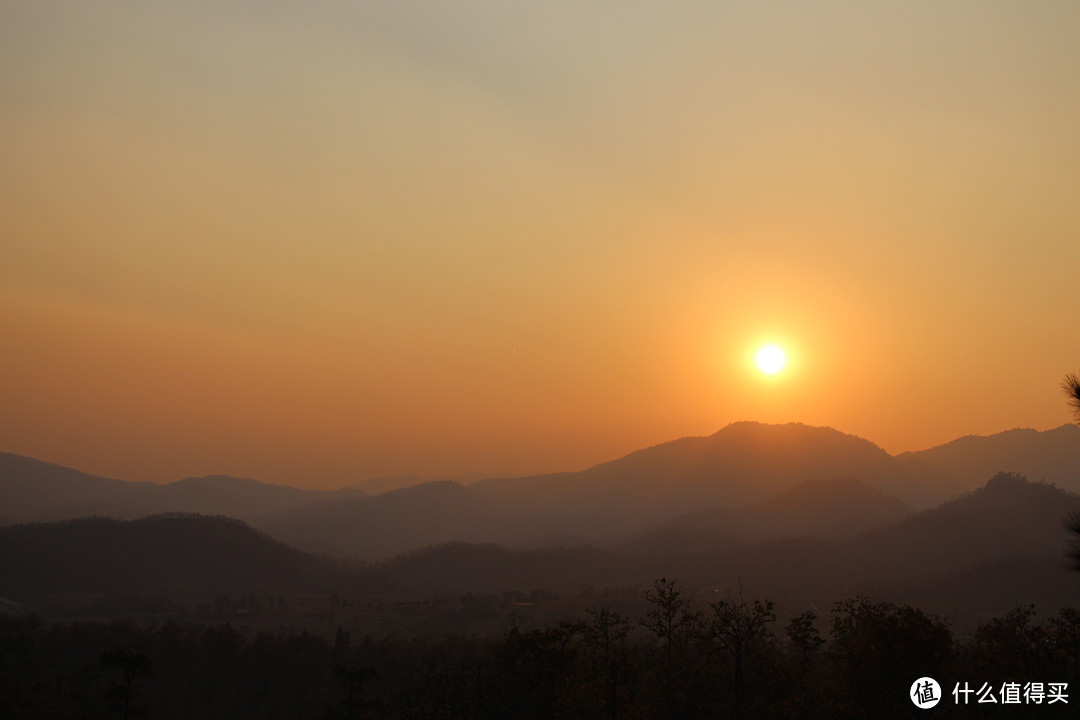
[3,580,1079,719]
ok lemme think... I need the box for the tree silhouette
[1063,372,1080,572]
[641,578,703,718]
[580,607,634,720]
[967,603,1045,679]
[99,646,154,720]
[1064,372,1080,423]
[830,597,952,713]
[785,610,824,663]
[704,591,776,715]
[325,663,379,720]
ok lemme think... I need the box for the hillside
[656,472,1080,615]
[468,422,954,536]
[0,453,160,520]
[345,473,1080,619]
[254,480,585,560]
[0,453,365,523]
[0,514,346,609]
[7,422,1079,563]
[902,424,1080,494]
[255,481,516,560]
[629,476,913,547]
[843,471,1080,580]
[256,424,954,558]
[3,473,1078,624]
[353,471,494,495]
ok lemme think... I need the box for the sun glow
[755,344,787,375]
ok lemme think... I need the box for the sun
[755,344,787,375]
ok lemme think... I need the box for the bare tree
[705,589,776,715]
[581,607,633,720]
[642,578,702,717]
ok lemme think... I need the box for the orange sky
[2,2,1079,488]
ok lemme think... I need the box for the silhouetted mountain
[352,471,493,495]
[4,470,1076,624]
[902,425,1080,494]
[469,422,954,539]
[342,473,1080,619]
[0,453,160,520]
[657,472,1080,616]
[845,471,1080,580]
[250,423,962,559]
[352,473,425,495]
[13,422,1061,564]
[156,474,365,518]
[628,477,913,550]
[0,453,365,523]
[256,481,524,560]
[858,473,1080,615]
[0,514,345,608]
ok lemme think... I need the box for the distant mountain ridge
[469,422,954,527]
[253,423,959,559]
[359,473,1080,619]
[4,422,1079,561]
[633,476,914,545]
[0,453,365,523]
[3,474,1079,624]
[903,424,1080,494]
[352,471,495,495]
[257,480,517,560]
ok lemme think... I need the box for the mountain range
[0,452,366,523]
[897,424,1080,490]
[3,472,1078,625]
[259,422,1080,558]
[2,422,1079,563]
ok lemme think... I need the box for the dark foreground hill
[0,514,348,610]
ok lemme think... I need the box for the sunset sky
[2,1,1079,488]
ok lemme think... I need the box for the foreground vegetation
[3,580,1079,719]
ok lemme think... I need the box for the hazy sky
[2,1,1079,487]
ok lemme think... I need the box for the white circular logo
[911,677,941,709]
